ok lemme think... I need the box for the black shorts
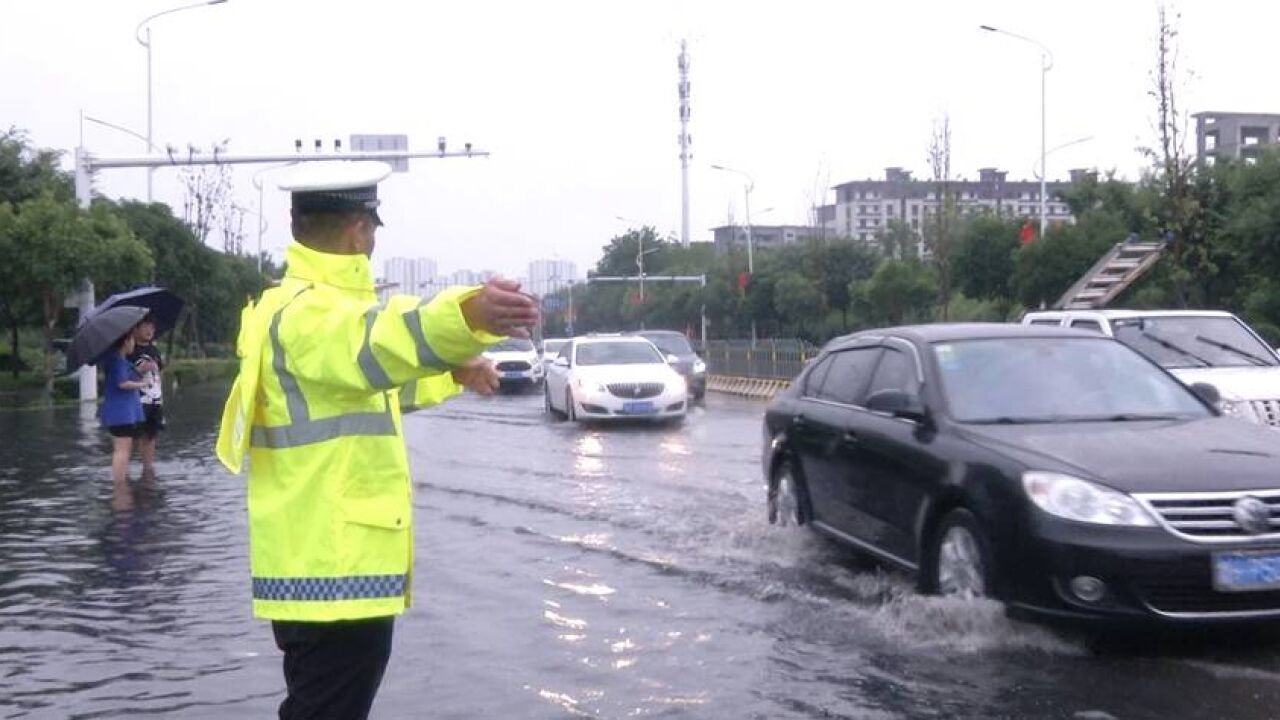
[108,423,142,439]
[141,404,165,438]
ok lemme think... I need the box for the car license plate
[621,401,655,415]
[1213,550,1280,592]
[502,372,524,379]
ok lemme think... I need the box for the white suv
[482,337,543,391]
[1021,309,1280,428]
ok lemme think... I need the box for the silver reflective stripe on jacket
[250,294,397,449]
[402,300,449,371]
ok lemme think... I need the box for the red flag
[737,272,750,292]
[1019,220,1035,246]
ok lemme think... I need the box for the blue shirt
[99,353,144,428]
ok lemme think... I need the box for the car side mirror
[554,357,569,368]
[865,389,927,422]
[1190,382,1221,407]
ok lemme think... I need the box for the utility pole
[678,40,692,247]
[69,140,490,401]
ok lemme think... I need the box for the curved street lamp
[135,0,229,202]
[980,24,1053,237]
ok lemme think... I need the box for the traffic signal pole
[70,143,489,401]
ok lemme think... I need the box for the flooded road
[3,383,1280,718]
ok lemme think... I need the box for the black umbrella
[65,305,150,370]
[89,286,185,336]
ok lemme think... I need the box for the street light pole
[710,163,756,343]
[252,162,296,274]
[135,0,229,203]
[980,25,1053,238]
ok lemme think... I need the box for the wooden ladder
[1055,241,1165,310]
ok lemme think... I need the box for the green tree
[854,259,937,326]
[951,215,1020,300]
[0,128,72,205]
[773,272,825,339]
[7,194,152,395]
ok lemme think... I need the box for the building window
[911,219,920,229]
[886,204,895,215]
[911,205,919,216]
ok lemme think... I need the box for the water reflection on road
[1,385,1279,718]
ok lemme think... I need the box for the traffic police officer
[216,160,538,719]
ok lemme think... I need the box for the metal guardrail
[700,339,818,380]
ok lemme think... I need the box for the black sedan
[635,330,707,400]
[763,323,1280,624]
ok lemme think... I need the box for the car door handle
[842,430,861,444]
[793,415,809,428]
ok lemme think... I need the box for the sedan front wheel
[768,460,808,527]
[925,508,993,599]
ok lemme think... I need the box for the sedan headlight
[692,359,706,374]
[1022,471,1156,527]
[574,377,606,393]
[1218,394,1261,424]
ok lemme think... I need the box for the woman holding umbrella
[100,328,148,511]
[65,304,152,511]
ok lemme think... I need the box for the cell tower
[678,40,691,247]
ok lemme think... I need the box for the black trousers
[272,616,395,720]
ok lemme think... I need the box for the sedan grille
[1134,489,1280,543]
[496,361,531,371]
[606,382,663,399]
[1251,400,1280,427]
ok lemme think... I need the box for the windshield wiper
[1139,330,1212,367]
[1194,335,1270,367]
[1086,413,1188,422]
[965,416,1072,425]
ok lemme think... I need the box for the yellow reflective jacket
[215,242,499,622]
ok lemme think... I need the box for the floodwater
[2,384,1280,719]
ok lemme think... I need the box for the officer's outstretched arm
[282,286,501,392]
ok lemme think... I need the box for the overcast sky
[3,1,1277,281]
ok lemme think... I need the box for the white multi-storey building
[382,257,438,300]
[527,259,578,298]
[449,269,498,286]
[829,167,1090,247]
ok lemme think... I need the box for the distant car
[544,336,687,422]
[540,337,569,375]
[1021,309,1280,429]
[483,337,543,391]
[634,330,706,400]
[763,323,1280,625]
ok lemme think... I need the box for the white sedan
[544,336,688,422]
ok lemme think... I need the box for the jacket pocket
[341,496,409,530]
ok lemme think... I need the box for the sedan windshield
[492,338,535,352]
[1111,316,1278,369]
[576,342,663,366]
[640,333,693,355]
[935,337,1210,424]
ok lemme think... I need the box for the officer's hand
[461,279,540,339]
[452,357,500,396]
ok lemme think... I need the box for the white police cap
[278,160,394,226]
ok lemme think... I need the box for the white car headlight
[1022,471,1156,527]
[1218,394,1261,424]
[575,377,606,393]
[692,359,706,374]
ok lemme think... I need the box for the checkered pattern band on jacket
[252,574,406,601]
